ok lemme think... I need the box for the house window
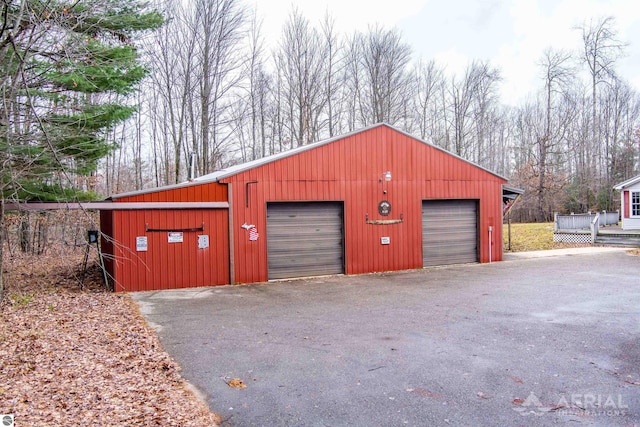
[632,191,640,217]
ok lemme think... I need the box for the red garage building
[101,124,513,292]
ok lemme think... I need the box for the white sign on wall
[381,236,391,245]
[168,232,183,243]
[136,236,148,252]
[198,235,209,249]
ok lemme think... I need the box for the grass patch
[503,222,590,252]
[9,293,34,307]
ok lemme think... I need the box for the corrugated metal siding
[110,209,229,291]
[114,181,228,203]
[422,200,478,266]
[266,202,344,279]
[223,125,505,284]
[103,125,505,288]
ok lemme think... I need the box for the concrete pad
[132,251,640,426]
[503,246,629,260]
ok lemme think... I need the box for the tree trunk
[19,212,32,254]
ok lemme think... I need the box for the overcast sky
[251,0,640,106]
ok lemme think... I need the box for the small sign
[136,236,148,252]
[381,236,390,245]
[198,235,209,249]
[378,200,391,216]
[249,227,259,241]
[168,232,183,243]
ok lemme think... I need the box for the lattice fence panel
[553,232,592,244]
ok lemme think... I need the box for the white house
[614,175,640,230]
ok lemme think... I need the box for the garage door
[422,200,478,267]
[267,202,344,280]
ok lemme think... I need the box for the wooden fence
[554,211,619,231]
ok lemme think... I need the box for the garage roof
[109,123,508,200]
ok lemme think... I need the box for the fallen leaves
[510,375,524,384]
[0,249,220,426]
[225,378,247,389]
[406,388,442,400]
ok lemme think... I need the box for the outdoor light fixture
[379,171,392,182]
[379,171,392,195]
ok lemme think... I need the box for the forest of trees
[4,0,640,224]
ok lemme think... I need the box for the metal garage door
[422,200,478,267]
[267,202,344,280]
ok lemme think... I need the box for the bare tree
[235,10,272,161]
[578,17,627,190]
[191,0,246,173]
[535,48,574,220]
[351,26,412,126]
[319,12,345,138]
[412,59,444,140]
[142,0,198,185]
[448,61,500,158]
[274,9,326,147]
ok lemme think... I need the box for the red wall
[107,209,229,292]
[624,191,630,218]
[221,125,506,284]
[102,125,506,290]
[101,182,230,291]
[115,181,228,203]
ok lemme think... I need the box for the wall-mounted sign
[168,232,183,243]
[249,227,259,241]
[378,200,391,216]
[136,236,148,252]
[381,236,391,245]
[198,234,209,249]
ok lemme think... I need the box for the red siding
[222,125,506,284]
[115,182,228,203]
[624,190,630,218]
[108,209,229,291]
[102,124,506,290]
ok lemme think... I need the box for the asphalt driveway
[132,248,640,426]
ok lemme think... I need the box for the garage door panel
[422,200,478,267]
[267,202,344,280]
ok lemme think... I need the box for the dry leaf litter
[0,249,220,426]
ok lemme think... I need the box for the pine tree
[0,0,163,201]
[0,0,162,299]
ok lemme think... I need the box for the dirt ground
[0,248,220,426]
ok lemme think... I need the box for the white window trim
[631,190,640,218]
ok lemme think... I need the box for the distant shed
[101,123,513,292]
[614,175,640,230]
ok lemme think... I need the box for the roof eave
[614,175,640,190]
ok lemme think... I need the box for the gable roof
[613,175,640,191]
[109,123,507,200]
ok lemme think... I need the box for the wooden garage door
[267,202,344,280]
[422,200,478,267]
